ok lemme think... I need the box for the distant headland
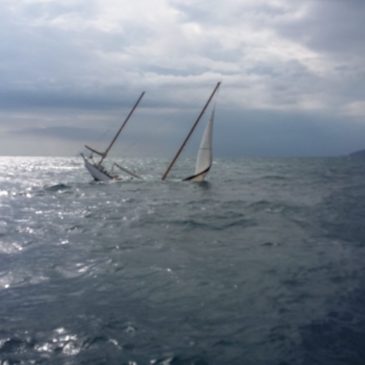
[349,149,365,158]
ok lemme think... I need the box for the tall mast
[99,91,145,165]
[161,81,221,180]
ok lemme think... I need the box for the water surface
[1,156,365,364]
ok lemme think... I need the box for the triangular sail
[161,82,221,180]
[184,107,214,182]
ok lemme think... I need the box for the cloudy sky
[0,0,364,157]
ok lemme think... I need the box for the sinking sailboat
[81,91,145,181]
[184,107,215,182]
[161,82,221,182]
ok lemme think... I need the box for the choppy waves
[1,156,365,364]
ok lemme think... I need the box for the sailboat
[183,107,215,182]
[161,82,221,182]
[81,91,145,181]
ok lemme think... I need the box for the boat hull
[183,165,211,182]
[81,154,114,182]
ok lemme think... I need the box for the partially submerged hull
[81,91,145,182]
[81,154,115,182]
[183,166,211,182]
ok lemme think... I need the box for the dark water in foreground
[1,156,365,365]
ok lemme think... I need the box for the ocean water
[1,156,365,365]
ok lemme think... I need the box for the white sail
[162,82,221,181]
[184,108,214,182]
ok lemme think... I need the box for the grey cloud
[215,107,365,157]
[14,125,101,141]
[0,1,365,157]
[0,88,146,110]
[170,1,286,26]
[275,1,365,56]
[22,1,95,19]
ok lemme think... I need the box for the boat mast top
[98,91,145,165]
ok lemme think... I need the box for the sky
[0,0,365,157]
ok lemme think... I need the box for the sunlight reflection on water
[0,157,365,364]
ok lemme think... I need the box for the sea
[0,156,365,365]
